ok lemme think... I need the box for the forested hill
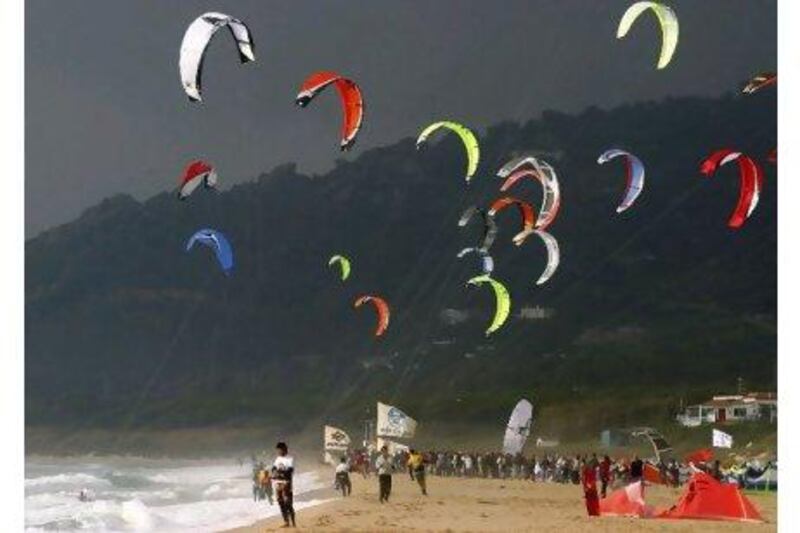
[26,94,776,432]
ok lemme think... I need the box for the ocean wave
[26,473,111,490]
[26,458,330,532]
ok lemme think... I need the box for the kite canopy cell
[597,149,646,214]
[416,121,480,183]
[457,247,495,275]
[178,160,218,200]
[617,2,679,70]
[179,12,255,102]
[354,295,390,337]
[466,274,511,336]
[497,156,561,231]
[742,73,777,95]
[488,197,536,246]
[503,399,534,455]
[458,206,498,252]
[185,228,234,275]
[296,71,364,150]
[700,149,764,229]
[533,230,560,286]
[328,254,352,281]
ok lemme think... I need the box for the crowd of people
[251,441,775,526]
[335,447,776,495]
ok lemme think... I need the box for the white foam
[25,457,330,532]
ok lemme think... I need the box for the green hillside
[26,94,776,439]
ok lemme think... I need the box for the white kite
[502,399,534,455]
[179,12,255,101]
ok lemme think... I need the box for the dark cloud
[26,0,775,236]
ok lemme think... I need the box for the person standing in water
[272,442,296,528]
[407,449,428,495]
[375,445,394,503]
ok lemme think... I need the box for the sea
[25,456,330,532]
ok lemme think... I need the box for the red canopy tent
[598,473,763,523]
[658,472,763,522]
[599,481,655,518]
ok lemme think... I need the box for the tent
[658,472,763,522]
[599,473,763,523]
[599,481,654,518]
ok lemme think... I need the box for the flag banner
[324,425,351,451]
[376,402,417,438]
[712,428,733,448]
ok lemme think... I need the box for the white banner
[376,402,417,438]
[712,428,733,448]
[324,425,351,451]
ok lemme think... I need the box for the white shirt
[375,454,393,476]
[273,455,295,482]
[335,463,349,474]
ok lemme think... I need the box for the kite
[488,197,536,246]
[597,149,646,213]
[179,12,255,102]
[416,121,480,183]
[742,73,777,95]
[185,228,234,275]
[457,247,494,275]
[617,2,679,70]
[466,275,511,336]
[498,156,561,231]
[503,399,534,455]
[354,295,390,337]
[296,71,364,150]
[328,255,352,281]
[459,206,498,252]
[533,231,560,286]
[178,160,218,200]
[700,149,764,229]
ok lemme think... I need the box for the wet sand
[228,473,777,532]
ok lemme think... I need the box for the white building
[676,392,777,427]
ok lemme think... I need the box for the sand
[228,472,777,532]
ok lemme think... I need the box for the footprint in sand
[315,514,334,527]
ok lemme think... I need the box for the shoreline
[228,474,777,532]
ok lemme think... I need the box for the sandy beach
[229,472,777,532]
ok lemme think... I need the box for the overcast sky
[25,0,775,236]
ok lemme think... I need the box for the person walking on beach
[375,445,394,503]
[581,456,600,516]
[407,449,428,495]
[335,456,352,497]
[272,442,296,528]
[599,455,611,498]
[630,455,644,483]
